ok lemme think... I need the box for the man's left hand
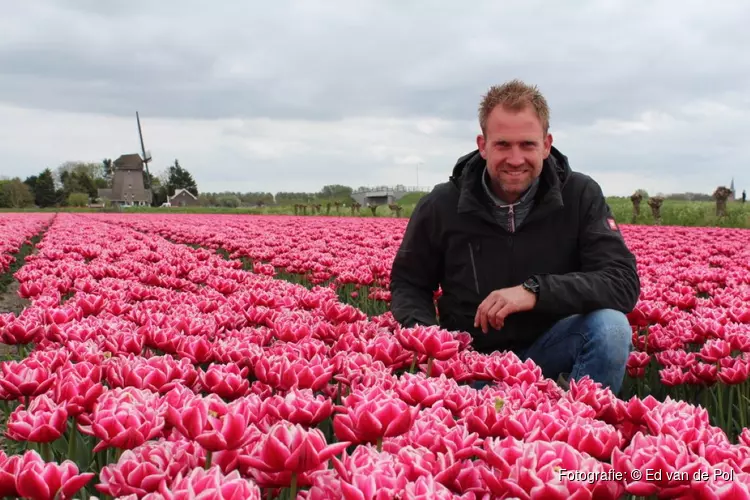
[474,285,537,334]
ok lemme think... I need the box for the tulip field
[1,212,750,499]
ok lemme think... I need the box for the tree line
[1,160,358,209]
[197,185,355,208]
[0,159,199,209]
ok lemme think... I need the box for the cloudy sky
[1,0,748,197]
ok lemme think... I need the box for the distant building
[168,188,199,207]
[97,154,152,206]
[350,185,425,207]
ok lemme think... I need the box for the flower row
[2,213,750,499]
[0,213,52,274]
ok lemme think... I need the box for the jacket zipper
[468,243,480,295]
[508,204,516,233]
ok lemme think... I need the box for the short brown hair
[478,80,550,134]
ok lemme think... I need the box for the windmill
[136,111,153,190]
[96,112,154,207]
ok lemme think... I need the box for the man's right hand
[474,285,537,334]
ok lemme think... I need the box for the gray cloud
[0,0,748,195]
[4,1,748,124]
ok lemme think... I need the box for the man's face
[477,105,552,203]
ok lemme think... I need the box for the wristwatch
[522,276,540,296]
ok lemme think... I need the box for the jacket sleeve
[532,179,641,315]
[389,195,441,328]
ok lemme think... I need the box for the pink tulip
[612,432,712,497]
[438,461,487,497]
[333,388,419,445]
[260,388,333,428]
[689,464,750,500]
[65,339,108,364]
[265,336,330,360]
[564,377,625,425]
[691,361,719,384]
[273,316,314,342]
[195,404,260,452]
[482,354,545,386]
[96,438,205,497]
[332,352,391,389]
[480,437,624,499]
[224,394,271,429]
[106,354,199,394]
[364,333,413,370]
[100,330,144,356]
[699,339,732,363]
[0,450,23,498]
[213,338,264,369]
[395,325,461,361]
[254,353,334,392]
[164,393,230,440]
[623,394,661,426]
[626,351,651,378]
[5,395,69,443]
[401,475,461,499]
[175,335,214,364]
[564,416,622,460]
[659,365,688,386]
[320,299,367,324]
[241,422,349,477]
[643,398,727,454]
[76,293,107,316]
[0,316,43,345]
[18,281,44,299]
[44,305,82,326]
[329,445,409,499]
[464,403,510,438]
[150,466,262,499]
[198,363,250,400]
[384,415,453,456]
[77,387,166,453]
[729,333,750,352]
[144,327,182,355]
[394,373,456,408]
[10,450,94,500]
[297,470,345,499]
[0,358,56,400]
[718,357,750,384]
[441,385,479,416]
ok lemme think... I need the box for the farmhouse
[168,188,199,207]
[97,154,152,206]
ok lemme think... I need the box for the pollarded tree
[648,196,664,225]
[630,191,643,223]
[713,186,733,217]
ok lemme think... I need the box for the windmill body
[97,154,152,206]
[97,112,154,207]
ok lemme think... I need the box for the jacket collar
[452,148,567,226]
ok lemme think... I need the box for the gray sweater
[481,167,539,233]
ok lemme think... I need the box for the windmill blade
[136,111,152,188]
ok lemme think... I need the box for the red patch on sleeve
[607,218,618,231]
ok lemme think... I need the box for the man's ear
[543,133,553,158]
[477,134,487,159]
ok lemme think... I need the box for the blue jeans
[474,309,633,394]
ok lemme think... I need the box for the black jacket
[389,146,640,353]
